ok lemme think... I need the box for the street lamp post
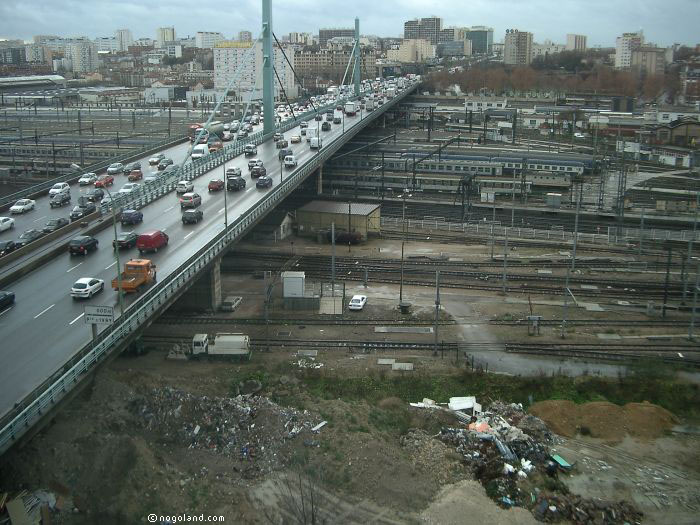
[223,160,228,232]
[102,186,124,317]
[399,189,411,309]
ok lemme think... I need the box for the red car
[95,174,114,187]
[208,179,224,192]
[128,169,143,182]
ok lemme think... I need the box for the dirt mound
[377,396,403,409]
[529,400,678,441]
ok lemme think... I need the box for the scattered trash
[311,421,327,433]
[294,358,324,369]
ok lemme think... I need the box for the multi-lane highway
[0,100,385,416]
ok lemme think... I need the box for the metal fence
[381,216,700,245]
[0,83,418,455]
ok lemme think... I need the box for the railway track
[140,336,700,366]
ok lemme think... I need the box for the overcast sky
[1,0,697,47]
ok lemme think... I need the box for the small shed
[282,271,305,298]
[296,200,381,241]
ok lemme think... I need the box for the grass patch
[300,361,700,419]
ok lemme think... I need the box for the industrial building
[296,201,381,241]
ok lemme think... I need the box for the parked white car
[348,295,367,310]
[70,277,105,299]
[0,217,15,232]
[78,172,97,185]
[49,182,70,196]
[10,199,36,214]
[176,180,194,194]
[118,183,140,195]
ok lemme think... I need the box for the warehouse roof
[298,200,380,216]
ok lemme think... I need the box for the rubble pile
[433,401,643,524]
[130,387,321,476]
[400,429,465,486]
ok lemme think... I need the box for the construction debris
[129,387,321,478]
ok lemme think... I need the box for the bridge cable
[272,33,318,115]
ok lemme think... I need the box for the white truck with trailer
[344,101,357,116]
[306,127,318,143]
[168,333,252,361]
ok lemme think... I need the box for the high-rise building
[25,43,51,63]
[213,40,297,99]
[566,34,587,52]
[115,29,133,52]
[238,31,252,42]
[504,29,533,65]
[615,31,644,69]
[66,39,98,72]
[403,17,443,45]
[195,31,225,49]
[0,47,25,65]
[319,28,355,48]
[463,26,493,55]
[156,27,176,49]
[631,46,666,76]
[95,37,118,53]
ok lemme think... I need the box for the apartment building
[387,39,435,62]
[504,30,533,65]
[115,29,133,52]
[630,46,666,76]
[319,28,355,48]
[615,31,644,69]
[195,31,225,49]
[156,27,176,49]
[566,34,587,51]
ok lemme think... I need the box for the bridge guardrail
[0,83,419,455]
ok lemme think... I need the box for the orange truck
[112,259,157,293]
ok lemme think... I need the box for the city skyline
[0,0,698,48]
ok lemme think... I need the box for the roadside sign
[84,305,114,325]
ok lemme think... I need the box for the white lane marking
[105,261,117,270]
[33,215,47,223]
[164,206,174,212]
[66,262,83,273]
[34,304,55,318]
[184,231,194,239]
[217,208,225,214]
[0,306,13,317]
[69,313,84,325]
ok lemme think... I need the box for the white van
[310,137,322,150]
[191,144,210,160]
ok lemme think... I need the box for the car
[176,180,194,194]
[85,188,104,202]
[276,139,289,149]
[225,166,242,178]
[238,130,248,138]
[300,128,307,136]
[126,161,141,173]
[78,173,97,185]
[290,135,301,144]
[314,114,322,121]
[244,144,257,156]
[179,192,202,209]
[136,230,168,254]
[574,132,586,139]
[278,148,293,161]
[321,122,331,132]
[10,199,36,214]
[0,240,17,257]
[149,153,165,165]
[284,155,297,168]
[207,139,223,152]
[248,158,263,170]
[118,182,140,195]
[128,169,143,181]
[120,209,143,225]
[95,174,114,187]
[158,158,174,171]
[106,162,124,175]
[348,294,367,311]
[333,116,342,124]
[0,291,15,309]
[113,231,138,249]
[208,179,224,192]
[0,217,14,232]
[49,192,71,208]
[256,175,273,189]
[42,217,69,233]
[70,277,104,299]
[326,112,334,121]
[101,195,113,208]
[227,176,246,191]
[69,235,98,255]
[70,201,97,221]
[336,105,344,111]
[250,165,267,178]
[15,229,45,248]
[49,182,70,196]
[300,121,308,129]
[182,209,204,224]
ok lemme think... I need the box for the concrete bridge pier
[174,257,222,312]
[317,164,323,194]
